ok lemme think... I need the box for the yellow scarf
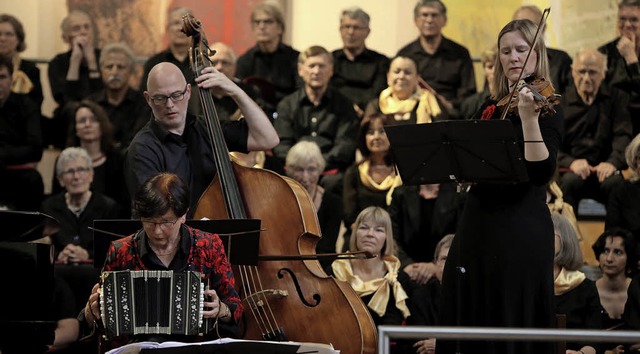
[554,267,586,296]
[378,86,441,124]
[358,160,403,206]
[10,55,34,95]
[332,255,410,319]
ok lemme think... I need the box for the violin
[496,75,561,116]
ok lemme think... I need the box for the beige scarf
[10,55,34,95]
[332,255,410,318]
[554,267,586,296]
[378,86,441,124]
[358,160,402,206]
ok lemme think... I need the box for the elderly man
[559,48,632,212]
[236,2,300,114]
[397,0,475,118]
[600,0,640,135]
[47,10,102,147]
[0,55,43,211]
[330,7,389,117]
[86,43,150,149]
[274,46,358,194]
[125,62,278,213]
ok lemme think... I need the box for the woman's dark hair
[64,100,115,152]
[592,228,637,274]
[132,173,190,219]
[0,14,26,52]
[357,113,395,165]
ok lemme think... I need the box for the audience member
[330,7,390,117]
[512,5,573,95]
[125,62,278,213]
[42,147,121,263]
[559,48,632,212]
[389,183,463,284]
[366,56,447,124]
[274,45,358,195]
[86,42,150,150]
[397,0,476,118]
[607,133,640,242]
[408,234,453,354]
[0,55,43,211]
[593,229,637,331]
[552,212,602,354]
[82,173,243,347]
[599,0,640,136]
[0,14,42,106]
[236,2,300,115]
[285,141,342,269]
[48,10,102,147]
[330,207,412,329]
[460,46,496,119]
[53,100,129,213]
[342,114,401,247]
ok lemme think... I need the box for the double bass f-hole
[277,268,321,307]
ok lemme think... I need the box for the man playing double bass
[125,62,279,213]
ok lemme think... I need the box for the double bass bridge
[244,289,288,310]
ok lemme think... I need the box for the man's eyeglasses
[60,166,91,177]
[149,85,188,106]
[140,219,179,230]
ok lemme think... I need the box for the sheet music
[105,337,339,354]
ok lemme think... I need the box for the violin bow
[499,8,551,120]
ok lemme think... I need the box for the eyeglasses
[340,25,367,32]
[140,219,179,230]
[60,166,91,177]
[149,85,188,106]
[619,16,639,25]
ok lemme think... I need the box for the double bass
[182,15,377,354]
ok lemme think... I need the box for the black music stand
[92,219,262,268]
[385,120,528,185]
[0,210,59,242]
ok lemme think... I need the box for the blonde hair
[552,212,583,270]
[626,133,640,182]
[349,207,395,257]
[298,45,332,65]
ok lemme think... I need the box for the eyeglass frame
[148,84,189,106]
[59,166,92,177]
[140,219,180,230]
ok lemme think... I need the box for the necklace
[92,153,106,164]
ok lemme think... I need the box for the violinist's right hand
[84,283,101,325]
[569,159,592,180]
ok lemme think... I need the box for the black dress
[438,100,563,354]
[555,277,604,352]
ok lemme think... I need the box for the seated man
[0,55,43,211]
[330,7,389,117]
[82,173,242,347]
[274,46,358,194]
[559,48,632,212]
[87,42,150,150]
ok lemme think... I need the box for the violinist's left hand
[195,66,241,98]
[517,86,539,122]
[592,162,617,183]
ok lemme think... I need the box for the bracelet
[523,140,544,143]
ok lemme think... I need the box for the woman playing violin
[438,19,563,354]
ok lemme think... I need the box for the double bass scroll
[181,14,377,354]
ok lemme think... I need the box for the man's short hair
[620,0,640,9]
[0,55,13,73]
[60,9,92,36]
[0,14,26,52]
[298,45,332,65]
[413,0,447,18]
[251,3,286,32]
[341,7,370,27]
[100,42,136,69]
[574,48,608,73]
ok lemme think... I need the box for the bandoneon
[100,270,205,338]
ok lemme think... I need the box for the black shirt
[274,87,358,171]
[559,83,633,169]
[48,49,103,105]
[0,93,42,166]
[125,114,249,212]
[547,47,573,95]
[330,48,390,110]
[397,36,476,113]
[138,225,192,271]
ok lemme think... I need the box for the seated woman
[343,113,402,245]
[330,206,412,328]
[365,56,446,124]
[607,133,640,245]
[41,147,121,263]
[53,100,129,213]
[552,212,602,354]
[593,228,637,330]
[285,141,342,268]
